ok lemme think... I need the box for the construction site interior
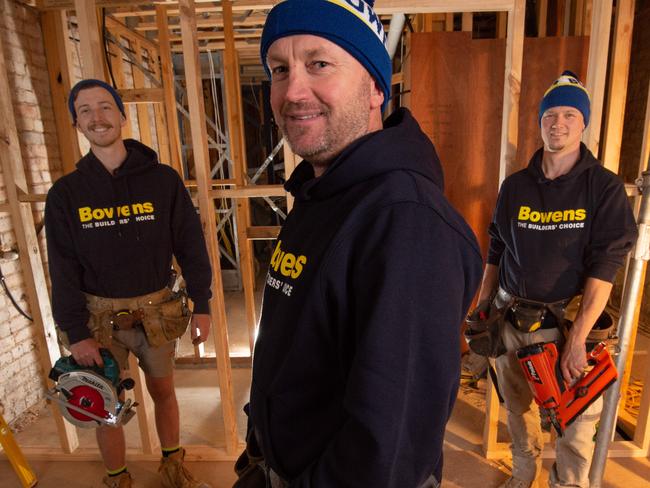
[1,0,650,487]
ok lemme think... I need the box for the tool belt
[58,287,191,349]
[498,288,573,333]
[465,288,575,358]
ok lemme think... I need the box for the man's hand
[191,313,211,345]
[69,338,104,367]
[559,277,613,384]
[560,337,587,384]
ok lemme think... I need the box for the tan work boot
[102,472,132,488]
[159,448,211,488]
[498,477,537,488]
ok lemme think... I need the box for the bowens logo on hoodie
[78,202,156,228]
[266,240,308,297]
[517,205,587,231]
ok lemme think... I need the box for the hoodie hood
[285,108,444,201]
[76,139,159,179]
[526,142,599,185]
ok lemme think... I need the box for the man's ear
[369,78,384,110]
[120,112,127,128]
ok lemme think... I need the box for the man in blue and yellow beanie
[475,70,636,488]
[239,2,483,488]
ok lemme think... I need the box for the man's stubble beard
[280,79,372,165]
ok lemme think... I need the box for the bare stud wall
[0,0,63,423]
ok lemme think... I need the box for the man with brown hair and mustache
[45,79,212,488]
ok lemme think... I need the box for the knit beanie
[260,0,392,112]
[68,79,126,124]
[538,70,590,126]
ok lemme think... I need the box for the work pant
[495,322,603,487]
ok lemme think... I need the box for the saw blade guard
[46,349,136,428]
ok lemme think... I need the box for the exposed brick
[12,72,34,91]
[21,131,45,146]
[7,56,26,75]
[28,36,43,56]
[30,53,46,68]
[16,88,37,104]
[16,102,40,120]
[0,323,11,340]
[11,324,34,344]
[24,143,48,158]
[0,351,12,369]
[7,44,26,66]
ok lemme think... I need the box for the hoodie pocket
[250,380,288,480]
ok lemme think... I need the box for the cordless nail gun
[516,341,617,436]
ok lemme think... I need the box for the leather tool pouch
[571,310,618,353]
[62,308,114,348]
[141,291,191,347]
[508,296,572,333]
[57,309,114,349]
[509,301,547,332]
[90,310,114,347]
[464,301,507,358]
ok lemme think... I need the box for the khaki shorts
[109,324,177,378]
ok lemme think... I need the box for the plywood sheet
[410,32,504,256]
[410,32,589,256]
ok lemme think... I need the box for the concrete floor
[1,286,649,487]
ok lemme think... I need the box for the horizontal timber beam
[117,88,164,103]
[37,0,270,9]
[247,226,280,240]
[135,15,267,32]
[43,0,514,14]
[209,184,286,199]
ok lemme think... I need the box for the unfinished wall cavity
[0,0,62,423]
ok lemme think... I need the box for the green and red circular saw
[46,349,137,429]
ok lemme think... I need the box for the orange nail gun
[516,341,617,436]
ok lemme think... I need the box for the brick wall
[0,0,63,423]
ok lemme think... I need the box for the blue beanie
[260,0,392,112]
[538,70,590,126]
[68,79,126,124]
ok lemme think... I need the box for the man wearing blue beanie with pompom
[235,1,483,487]
[473,71,637,487]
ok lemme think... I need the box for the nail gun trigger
[576,386,588,398]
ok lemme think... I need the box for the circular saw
[46,349,137,429]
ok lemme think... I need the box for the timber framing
[0,0,646,467]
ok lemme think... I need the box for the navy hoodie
[250,108,483,487]
[45,139,212,344]
[487,143,637,302]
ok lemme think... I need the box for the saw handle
[117,378,135,396]
[49,348,121,388]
